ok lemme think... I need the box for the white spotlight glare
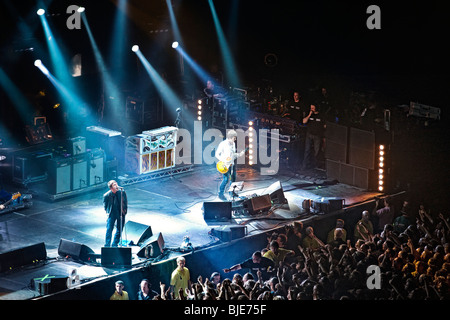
[172,41,179,49]
[37,9,45,16]
[34,59,42,67]
[77,6,85,13]
[131,45,139,52]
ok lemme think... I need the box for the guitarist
[0,192,21,211]
[215,130,245,201]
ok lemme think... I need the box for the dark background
[0,0,449,210]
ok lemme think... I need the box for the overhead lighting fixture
[37,8,45,16]
[77,6,85,13]
[172,41,179,49]
[131,45,139,52]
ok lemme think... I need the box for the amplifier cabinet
[88,149,105,186]
[68,136,86,155]
[47,157,72,194]
[72,154,88,190]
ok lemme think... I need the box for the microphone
[117,186,124,190]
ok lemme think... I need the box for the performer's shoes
[218,193,227,201]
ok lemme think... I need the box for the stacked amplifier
[47,137,105,195]
[124,126,178,175]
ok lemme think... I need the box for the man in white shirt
[215,130,244,201]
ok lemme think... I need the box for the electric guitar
[0,192,21,210]
[216,148,248,174]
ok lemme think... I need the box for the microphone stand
[118,187,125,247]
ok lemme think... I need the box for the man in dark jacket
[103,180,128,247]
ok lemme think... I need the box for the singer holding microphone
[103,180,128,247]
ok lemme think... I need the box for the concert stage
[0,162,405,300]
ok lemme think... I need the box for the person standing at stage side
[283,91,306,121]
[301,104,326,171]
[215,130,245,201]
[203,79,224,99]
[103,180,128,247]
[137,279,158,300]
[283,91,307,171]
[170,256,192,299]
[372,197,395,234]
[110,280,129,300]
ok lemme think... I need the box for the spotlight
[37,8,45,16]
[34,59,42,67]
[172,41,179,49]
[77,6,85,13]
[131,45,139,52]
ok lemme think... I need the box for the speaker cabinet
[243,194,272,215]
[348,127,375,170]
[137,233,165,258]
[72,154,88,190]
[261,181,286,204]
[326,159,370,190]
[58,239,95,262]
[211,225,247,242]
[324,122,348,162]
[124,221,153,246]
[0,242,47,272]
[34,275,68,295]
[68,136,86,155]
[101,247,132,268]
[203,201,232,221]
[47,157,72,194]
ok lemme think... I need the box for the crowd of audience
[112,198,449,300]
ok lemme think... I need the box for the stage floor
[0,164,381,300]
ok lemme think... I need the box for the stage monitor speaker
[58,239,95,262]
[261,181,286,204]
[0,242,47,273]
[137,233,165,258]
[124,221,153,246]
[203,201,232,221]
[33,275,68,295]
[72,154,88,190]
[210,225,247,242]
[243,194,272,215]
[328,199,345,212]
[101,247,132,268]
[47,157,72,194]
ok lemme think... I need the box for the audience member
[150,200,449,301]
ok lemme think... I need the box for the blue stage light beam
[37,9,73,88]
[133,47,183,118]
[0,67,36,123]
[207,0,241,88]
[81,12,128,133]
[173,45,214,85]
[108,0,128,74]
[34,59,96,135]
[165,0,183,44]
